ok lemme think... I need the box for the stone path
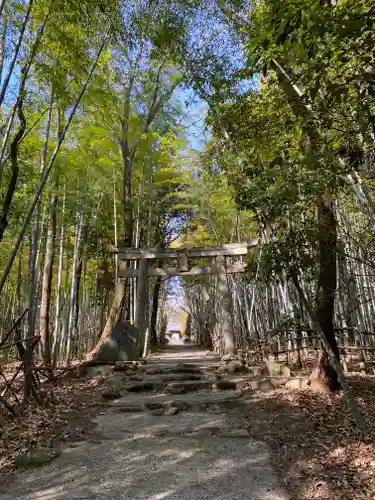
[0,343,289,500]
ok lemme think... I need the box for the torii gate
[117,239,259,357]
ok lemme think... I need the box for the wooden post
[135,257,149,356]
[215,255,236,357]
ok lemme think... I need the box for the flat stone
[164,407,179,416]
[165,373,202,382]
[248,379,275,392]
[235,380,250,390]
[144,368,160,375]
[187,428,219,437]
[150,408,165,416]
[125,382,157,393]
[113,405,144,413]
[228,363,247,374]
[165,400,190,412]
[112,389,242,410]
[144,402,164,411]
[102,389,122,400]
[175,363,202,373]
[165,385,187,394]
[260,361,291,378]
[166,380,212,394]
[218,360,247,375]
[222,354,235,362]
[113,362,137,372]
[247,364,263,377]
[212,380,237,391]
[285,377,309,390]
[202,365,217,373]
[246,378,289,392]
[142,373,203,385]
[15,448,61,469]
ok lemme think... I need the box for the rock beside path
[15,448,61,469]
[260,361,291,378]
[93,321,139,363]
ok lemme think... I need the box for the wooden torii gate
[117,239,259,357]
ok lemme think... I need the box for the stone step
[123,373,205,393]
[149,373,203,383]
[142,361,219,376]
[125,381,157,393]
[122,371,305,395]
[165,378,242,394]
[166,380,213,394]
[110,389,243,412]
[240,376,308,392]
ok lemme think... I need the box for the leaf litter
[243,373,375,500]
[0,368,104,482]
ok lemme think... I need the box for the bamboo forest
[1,1,375,499]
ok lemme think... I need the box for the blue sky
[175,85,208,151]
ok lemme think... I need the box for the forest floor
[0,345,374,499]
[243,374,375,499]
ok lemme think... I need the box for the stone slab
[111,389,243,411]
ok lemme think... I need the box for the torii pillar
[215,255,236,357]
[134,257,149,356]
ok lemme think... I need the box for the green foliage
[2,0,374,336]
[247,0,375,163]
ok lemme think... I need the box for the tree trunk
[66,214,83,365]
[0,10,7,90]
[122,151,133,247]
[28,92,53,354]
[0,98,26,242]
[39,194,57,367]
[113,174,118,286]
[271,62,341,391]
[52,187,65,366]
[0,0,33,109]
[73,257,83,335]
[88,280,125,359]
[310,193,341,391]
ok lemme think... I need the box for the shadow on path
[0,342,290,500]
